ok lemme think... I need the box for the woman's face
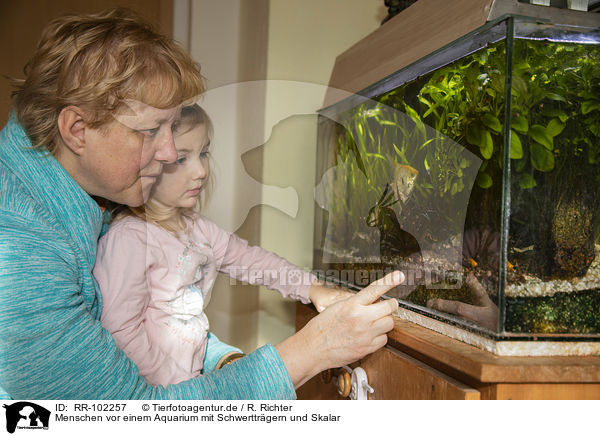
[150,123,210,211]
[80,101,181,206]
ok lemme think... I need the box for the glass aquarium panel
[314,17,600,339]
[315,24,509,334]
[505,23,600,336]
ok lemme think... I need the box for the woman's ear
[57,106,88,155]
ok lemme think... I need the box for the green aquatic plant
[510,40,600,188]
[509,40,600,278]
[506,290,600,334]
[417,45,507,189]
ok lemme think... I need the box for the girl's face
[150,123,210,211]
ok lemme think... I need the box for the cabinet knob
[336,370,352,397]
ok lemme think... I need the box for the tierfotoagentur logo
[2,402,50,433]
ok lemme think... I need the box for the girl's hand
[309,282,354,312]
[276,271,403,388]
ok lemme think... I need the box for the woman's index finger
[352,271,405,305]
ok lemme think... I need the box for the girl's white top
[93,215,314,387]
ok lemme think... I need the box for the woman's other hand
[276,271,403,388]
[426,272,499,331]
[308,282,354,312]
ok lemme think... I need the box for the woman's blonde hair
[12,8,205,153]
[125,104,214,234]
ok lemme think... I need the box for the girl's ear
[57,106,88,155]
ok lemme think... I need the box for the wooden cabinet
[295,303,600,400]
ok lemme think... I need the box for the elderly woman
[0,9,401,399]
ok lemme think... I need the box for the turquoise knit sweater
[0,116,296,400]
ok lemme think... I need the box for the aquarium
[314,15,600,345]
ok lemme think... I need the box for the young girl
[93,104,349,388]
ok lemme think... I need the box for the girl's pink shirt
[93,215,314,387]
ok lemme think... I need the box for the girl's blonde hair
[12,8,205,153]
[125,104,214,234]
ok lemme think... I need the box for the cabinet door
[297,345,480,400]
[294,302,481,400]
[358,346,480,400]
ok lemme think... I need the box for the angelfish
[366,162,422,263]
[391,163,419,204]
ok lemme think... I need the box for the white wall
[174,0,269,352]
[258,0,386,345]
[175,0,386,351]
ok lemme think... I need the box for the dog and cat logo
[2,402,50,433]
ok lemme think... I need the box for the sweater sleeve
[0,212,295,400]
[203,333,243,374]
[197,217,315,304]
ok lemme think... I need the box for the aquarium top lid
[322,0,600,110]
